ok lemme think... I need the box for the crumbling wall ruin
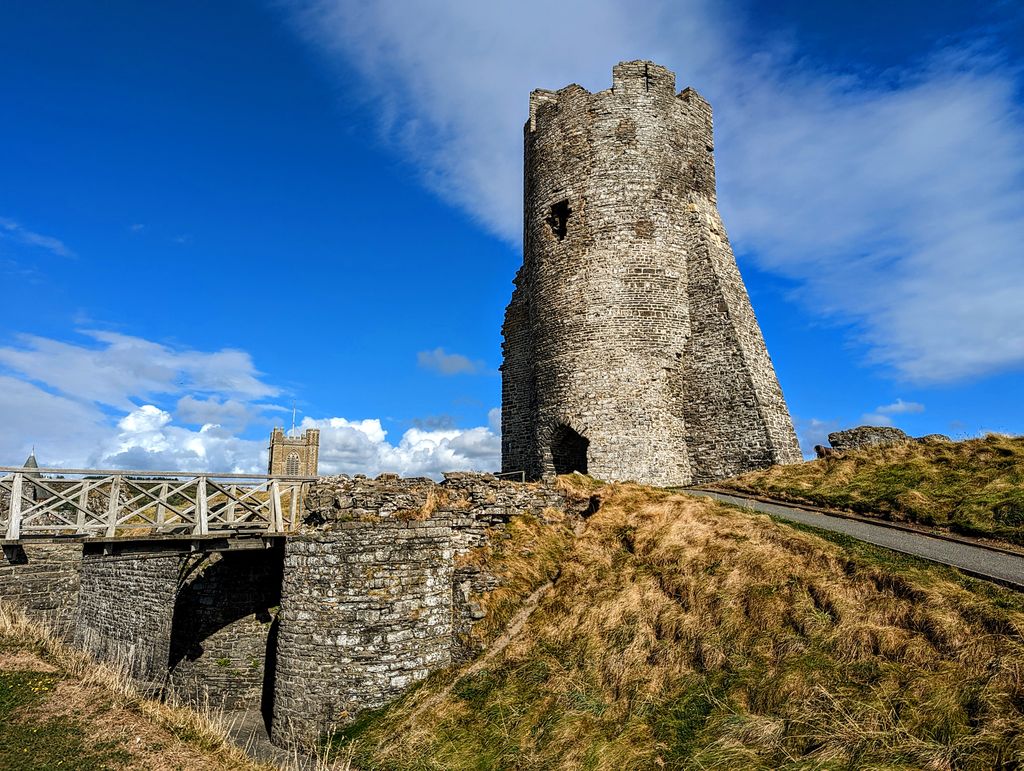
[502,60,802,486]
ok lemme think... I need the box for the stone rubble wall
[828,426,912,452]
[302,472,582,659]
[272,472,585,745]
[0,542,81,637]
[75,546,181,688]
[271,518,454,745]
[825,426,951,454]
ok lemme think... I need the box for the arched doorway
[551,424,588,475]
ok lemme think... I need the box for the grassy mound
[0,603,267,770]
[715,434,1024,545]
[328,481,1024,770]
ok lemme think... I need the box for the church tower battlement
[268,427,320,477]
[501,60,802,486]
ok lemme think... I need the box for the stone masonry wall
[302,472,583,661]
[502,60,801,486]
[0,542,81,636]
[271,472,583,745]
[270,518,454,746]
[75,546,181,688]
[168,546,283,710]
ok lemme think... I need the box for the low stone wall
[302,472,585,662]
[0,541,81,636]
[271,517,454,745]
[168,546,283,710]
[828,426,912,452]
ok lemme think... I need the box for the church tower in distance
[268,427,320,477]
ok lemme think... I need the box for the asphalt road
[686,489,1024,591]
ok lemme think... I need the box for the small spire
[291,402,297,438]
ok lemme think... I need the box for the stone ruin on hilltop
[501,60,802,486]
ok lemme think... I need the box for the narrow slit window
[546,200,572,241]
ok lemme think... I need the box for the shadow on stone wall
[168,545,284,710]
[261,615,279,732]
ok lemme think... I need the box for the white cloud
[860,412,895,427]
[0,376,107,467]
[176,395,256,431]
[417,347,488,376]
[0,330,278,410]
[876,399,925,416]
[0,216,74,257]
[93,405,266,473]
[0,330,498,478]
[861,397,926,426]
[306,416,500,478]
[280,0,1024,384]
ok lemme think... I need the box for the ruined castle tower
[501,61,802,486]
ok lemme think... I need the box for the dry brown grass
[459,510,576,651]
[329,480,1024,770]
[0,601,270,770]
[717,433,1024,545]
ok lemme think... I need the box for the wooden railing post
[6,473,23,540]
[105,476,121,537]
[226,484,237,523]
[288,483,299,531]
[195,478,209,536]
[76,483,89,534]
[270,480,284,533]
[156,481,168,531]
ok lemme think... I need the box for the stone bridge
[0,467,583,747]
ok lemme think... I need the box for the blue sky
[1,0,1022,475]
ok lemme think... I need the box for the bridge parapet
[0,466,315,541]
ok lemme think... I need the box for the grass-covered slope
[717,434,1024,545]
[0,602,266,771]
[331,481,1024,770]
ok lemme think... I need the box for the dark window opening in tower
[551,424,588,475]
[286,452,300,476]
[546,200,571,241]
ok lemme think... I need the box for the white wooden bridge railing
[0,467,316,540]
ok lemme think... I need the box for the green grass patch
[718,434,1024,545]
[0,670,132,770]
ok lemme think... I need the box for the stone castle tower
[501,61,802,486]
[268,428,320,477]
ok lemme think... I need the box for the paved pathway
[686,489,1024,591]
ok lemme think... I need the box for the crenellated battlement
[526,61,709,134]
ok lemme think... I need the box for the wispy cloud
[279,0,1024,385]
[862,397,926,426]
[417,347,488,376]
[0,216,74,257]
[0,330,279,410]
